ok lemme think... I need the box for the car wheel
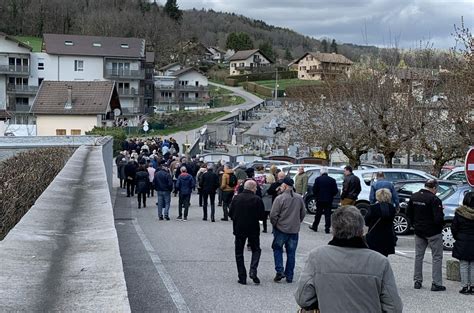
[442,224,454,251]
[356,203,369,217]
[393,213,411,235]
[306,197,317,214]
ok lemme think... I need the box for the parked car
[353,168,437,215]
[247,160,293,170]
[278,164,321,178]
[393,180,460,235]
[439,166,466,183]
[297,167,345,214]
[439,184,473,250]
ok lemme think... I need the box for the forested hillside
[0,0,417,66]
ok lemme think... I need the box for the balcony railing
[11,104,31,112]
[117,88,143,97]
[7,84,39,95]
[307,68,345,75]
[155,84,209,91]
[0,65,30,75]
[155,97,209,104]
[104,69,145,79]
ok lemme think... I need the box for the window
[403,173,425,180]
[231,63,236,68]
[38,62,44,70]
[74,60,84,72]
[195,81,199,86]
[56,129,66,135]
[447,172,466,182]
[71,129,81,135]
[38,78,44,86]
[118,82,130,94]
[195,92,199,98]
[239,63,244,67]
[64,41,74,46]
[120,43,129,49]
[399,183,424,195]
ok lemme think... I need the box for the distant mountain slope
[0,0,379,63]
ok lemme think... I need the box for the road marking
[230,108,238,112]
[132,212,190,313]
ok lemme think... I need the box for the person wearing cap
[341,165,361,205]
[407,179,446,291]
[270,177,306,283]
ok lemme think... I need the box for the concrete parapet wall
[0,145,130,312]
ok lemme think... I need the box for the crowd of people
[115,143,474,310]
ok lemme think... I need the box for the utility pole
[274,67,278,104]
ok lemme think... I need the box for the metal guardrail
[6,84,39,94]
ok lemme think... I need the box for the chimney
[65,85,72,109]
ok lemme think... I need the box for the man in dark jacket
[200,164,220,222]
[267,171,286,203]
[176,166,195,221]
[229,180,265,285]
[406,179,445,291]
[135,165,150,208]
[154,165,174,220]
[309,167,339,233]
[124,158,138,197]
[341,166,361,205]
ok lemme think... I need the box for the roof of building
[0,32,33,51]
[172,67,203,77]
[159,62,182,71]
[43,33,145,58]
[228,49,274,63]
[295,52,353,65]
[31,81,118,115]
[14,36,43,52]
[389,67,439,81]
[0,110,12,120]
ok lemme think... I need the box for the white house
[228,49,273,76]
[0,33,38,125]
[154,66,210,111]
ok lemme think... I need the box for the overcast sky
[174,0,473,49]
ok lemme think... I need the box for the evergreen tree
[330,39,338,53]
[164,0,182,22]
[258,41,275,61]
[284,48,293,60]
[226,32,253,51]
[321,39,328,53]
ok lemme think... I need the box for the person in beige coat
[294,166,308,195]
[295,206,403,313]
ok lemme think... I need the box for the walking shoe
[286,279,293,283]
[308,225,317,232]
[159,216,164,220]
[414,281,422,289]
[249,273,260,285]
[237,279,247,285]
[470,286,474,294]
[165,216,170,221]
[325,229,331,234]
[262,230,267,233]
[274,273,285,282]
[143,204,146,208]
[211,219,215,222]
[221,218,229,221]
[459,286,470,295]
[431,283,446,291]
[183,218,187,221]
[202,218,207,221]
[176,216,183,220]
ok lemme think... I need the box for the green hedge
[225,70,297,86]
[85,127,127,154]
[243,82,285,98]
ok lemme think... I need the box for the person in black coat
[135,165,149,208]
[309,167,339,233]
[365,188,397,257]
[451,191,474,295]
[200,164,220,222]
[124,158,138,197]
[229,180,265,285]
[267,171,286,203]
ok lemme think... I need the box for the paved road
[113,178,471,312]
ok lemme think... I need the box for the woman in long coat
[365,188,397,257]
[451,191,474,295]
[135,165,150,209]
[117,158,127,189]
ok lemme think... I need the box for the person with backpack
[220,164,238,221]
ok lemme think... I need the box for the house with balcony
[154,65,210,111]
[229,49,273,76]
[31,81,121,136]
[0,33,39,125]
[36,33,154,120]
[295,52,353,80]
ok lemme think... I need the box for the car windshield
[438,186,456,201]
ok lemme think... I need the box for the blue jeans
[272,228,299,281]
[157,191,171,217]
